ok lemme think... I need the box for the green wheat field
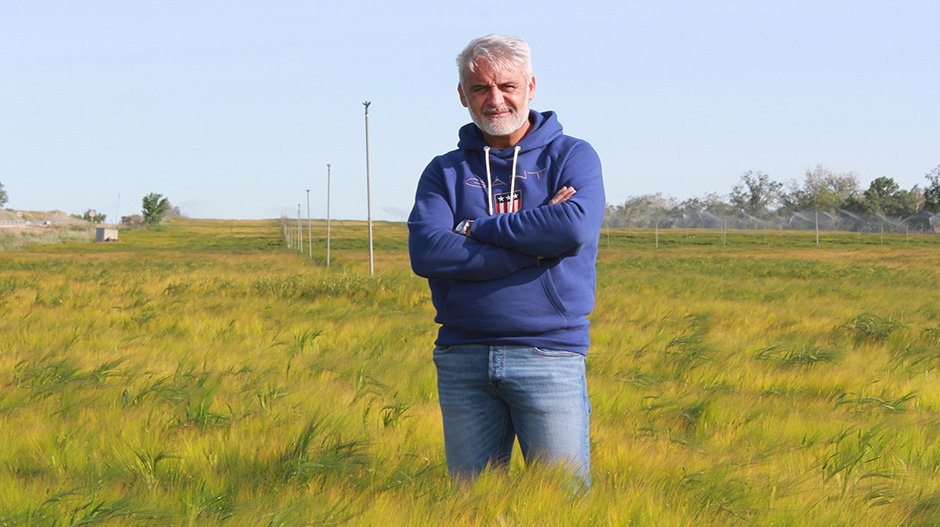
[2,219,940,526]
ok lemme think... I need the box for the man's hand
[549,186,577,204]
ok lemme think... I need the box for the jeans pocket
[433,345,454,356]
[533,347,583,358]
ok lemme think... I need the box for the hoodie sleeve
[408,161,539,281]
[469,140,605,258]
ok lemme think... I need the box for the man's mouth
[483,108,513,119]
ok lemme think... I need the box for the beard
[470,98,530,138]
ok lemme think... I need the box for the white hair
[457,35,533,88]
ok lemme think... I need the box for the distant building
[95,227,119,242]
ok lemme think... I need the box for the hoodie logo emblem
[494,190,521,214]
[466,177,509,188]
[523,168,548,180]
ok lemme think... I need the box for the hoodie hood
[457,110,564,157]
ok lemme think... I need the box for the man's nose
[485,87,504,107]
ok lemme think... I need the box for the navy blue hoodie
[408,110,605,354]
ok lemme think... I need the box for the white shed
[95,227,119,242]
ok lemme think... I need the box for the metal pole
[363,101,374,276]
[297,204,303,253]
[306,189,312,259]
[815,210,820,247]
[326,163,332,267]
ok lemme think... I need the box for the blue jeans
[433,344,591,488]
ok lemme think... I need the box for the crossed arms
[408,141,604,282]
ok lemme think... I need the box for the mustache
[482,107,514,117]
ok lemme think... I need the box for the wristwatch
[454,219,474,237]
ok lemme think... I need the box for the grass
[0,223,94,251]
[1,219,940,525]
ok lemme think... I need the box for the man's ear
[457,84,469,108]
[528,76,536,101]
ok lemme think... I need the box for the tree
[861,176,898,216]
[924,165,940,213]
[780,165,860,213]
[82,210,106,223]
[673,193,736,228]
[0,181,7,208]
[607,193,677,228]
[859,177,920,218]
[729,171,782,218]
[141,193,171,226]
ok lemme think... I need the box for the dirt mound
[0,209,76,223]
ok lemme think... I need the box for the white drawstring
[483,146,494,215]
[483,145,522,215]
[510,146,521,213]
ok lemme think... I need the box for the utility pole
[297,204,302,253]
[363,101,374,276]
[326,163,332,267]
[306,189,312,259]
[285,218,291,248]
[815,210,820,247]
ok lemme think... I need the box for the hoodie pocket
[440,267,569,335]
[540,269,568,316]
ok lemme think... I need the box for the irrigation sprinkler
[787,211,821,245]
[326,163,332,267]
[363,101,374,276]
[306,189,312,259]
[838,209,865,242]
[839,209,866,224]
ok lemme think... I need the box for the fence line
[605,209,940,236]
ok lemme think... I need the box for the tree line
[605,165,940,233]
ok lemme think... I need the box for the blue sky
[2,1,938,221]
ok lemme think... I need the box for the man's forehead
[466,59,528,83]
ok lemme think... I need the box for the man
[407,35,605,488]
